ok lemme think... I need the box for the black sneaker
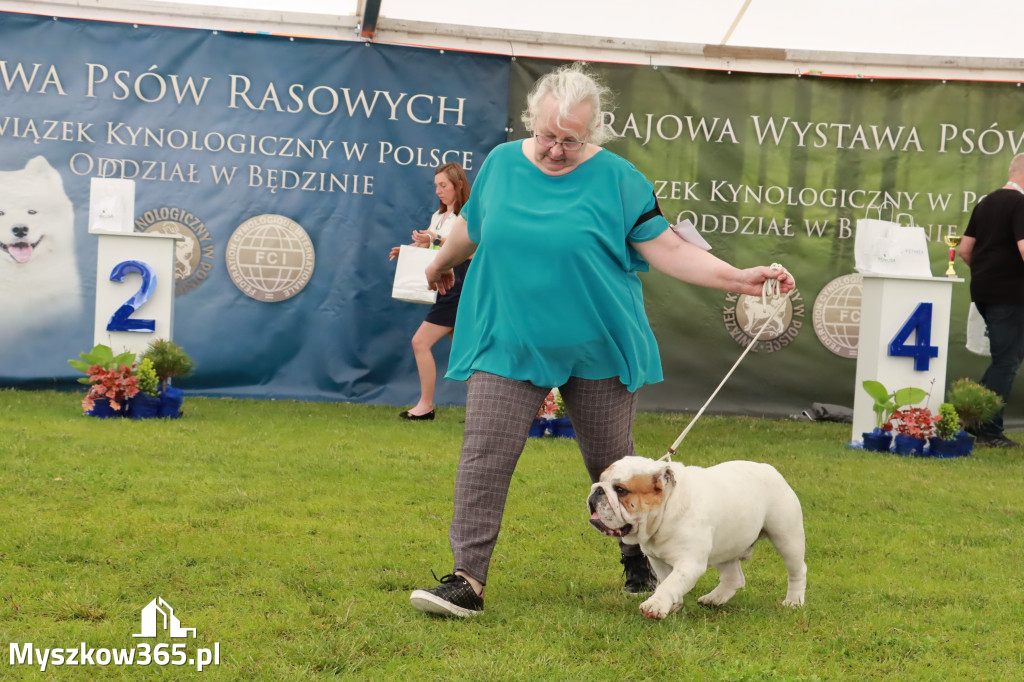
[976,434,1021,448]
[621,554,658,594]
[410,573,483,617]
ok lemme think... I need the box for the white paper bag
[391,244,437,305]
[854,211,932,277]
[966,302,991,356]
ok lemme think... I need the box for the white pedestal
[88,178,181,359]
[852,273,963,441]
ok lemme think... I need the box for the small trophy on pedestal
[944,233,962,277]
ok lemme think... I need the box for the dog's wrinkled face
[587,456,673,540]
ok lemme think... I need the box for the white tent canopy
[10,1,1024,79]
[117,0,1024,60]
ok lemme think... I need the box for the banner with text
[511,59,1017,419]
[0,12,509,405]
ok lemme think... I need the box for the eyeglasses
[534,134,585,152]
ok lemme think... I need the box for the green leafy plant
[862,380,928,431]
[67,344,136,385]
[135,357,160,397]
[68,344,140,413]
[945,378,1002,433]
[141,339,194,390]
[934,402,960,440]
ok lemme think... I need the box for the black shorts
[424,260,470,328]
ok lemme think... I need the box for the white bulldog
[588,456,806,619]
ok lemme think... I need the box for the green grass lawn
[2,389,1023,681]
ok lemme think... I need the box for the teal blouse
[447,141,669,391]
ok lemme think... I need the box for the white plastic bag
[391,244,437,305]
[966,302,991,356]
[854,208,932,277]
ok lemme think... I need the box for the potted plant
[531,389,561,437]
[67,343,139,417]
[928,402,963,458]
[886,405,937,456]
[140,339,194,418]
[860,381,928,452]
[945,377,1002,454]
[126,357,162,419]
[549,390,575,439]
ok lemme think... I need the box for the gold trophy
[944,234,962,277]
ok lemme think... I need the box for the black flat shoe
[399,409,435,421]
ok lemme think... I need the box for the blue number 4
[888,302,939,371]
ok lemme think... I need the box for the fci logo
[132,597,196,639]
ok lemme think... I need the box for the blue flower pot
[861,429,892,452]
[127,392,161,420]
[928,436,961,458]
[893,434,926,456]
[551,417,575,439]
[955,431,975,457]
[87,397,127,418]
[158,386,185,418]
[528,417,549,437]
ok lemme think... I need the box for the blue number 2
[106,260,157,332]
[888,302,939,371]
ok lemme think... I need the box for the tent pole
[720,0,754,45]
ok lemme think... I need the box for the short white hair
[1010,153,1024,177]
[521,62,614,145]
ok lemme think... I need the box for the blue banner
[0,12,509,405]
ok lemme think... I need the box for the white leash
[660,263,793,462]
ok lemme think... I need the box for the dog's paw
[697,586,738,606]
[639,594,672,619]
[782,595,805,608]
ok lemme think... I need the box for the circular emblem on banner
[722,288,804,353]
[225,214,315,302]
[812,274,863,359]
[135,207,214,297]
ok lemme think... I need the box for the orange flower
[536,390,559,419]
[885,406,938,439]
[82,364,140,413]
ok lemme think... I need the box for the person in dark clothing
[958,153,1024,448]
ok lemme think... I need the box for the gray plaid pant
[450,371,642,585]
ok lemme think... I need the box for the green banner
[511,58,1019,421]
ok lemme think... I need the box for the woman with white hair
[409,62,793,617]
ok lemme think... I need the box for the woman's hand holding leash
[736,264,794,297]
